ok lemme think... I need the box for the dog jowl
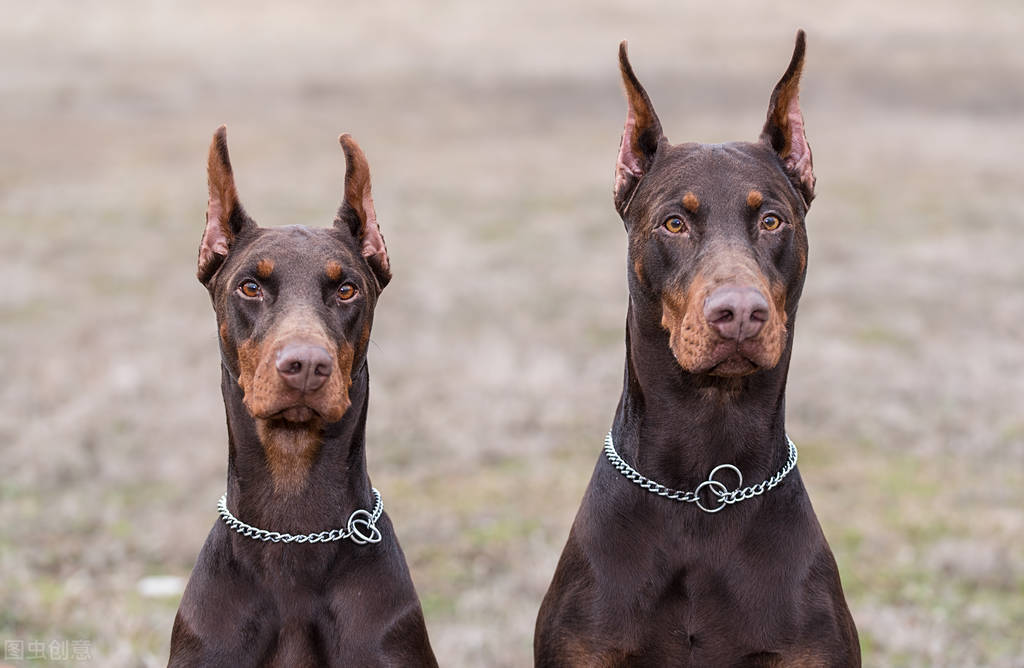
[535,32,860,667]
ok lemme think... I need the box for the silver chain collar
[217,488,384,544]
[603,431,798,513]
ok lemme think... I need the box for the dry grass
[2,1,1022,665]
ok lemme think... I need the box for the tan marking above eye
[761,214,782,231]
[256,258,274,278]
[325,260,343,282]
[747,190,764,209]
[663,216,686,234]
[682,191,700,213]
[238,279,262,299]
[337,283,358,302]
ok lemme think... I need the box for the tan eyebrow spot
[325,260,343,282]
[256,258,274,278]
[747,190,763,209]
[682,191,700,213]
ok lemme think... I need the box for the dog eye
[761,214,783,231]
[237,280,262,299]
[337,283,358,303]
[663,217,686,234]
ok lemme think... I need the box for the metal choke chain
[217,488,384,545]
[603,431,798,513]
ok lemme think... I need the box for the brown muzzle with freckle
[237,318,354,423]
[662,252,787,376]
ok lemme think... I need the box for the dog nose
[704,286,770,341]
[275,344,333,393]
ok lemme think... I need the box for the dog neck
[612,301,795,492]
[219,362,374,534]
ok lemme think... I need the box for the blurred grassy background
[1,1,1022,666]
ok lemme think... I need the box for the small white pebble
[137,575,185,598]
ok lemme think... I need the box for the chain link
[603,431,798,513]
[217,488,383,544]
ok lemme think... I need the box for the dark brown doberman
[535,32,860,666]
[169,127,437,667]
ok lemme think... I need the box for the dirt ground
[2,1,1022,666]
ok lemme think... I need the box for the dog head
[196,128,389,491]
[615,31,814,378]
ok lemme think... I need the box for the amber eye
[761,214,782,231]
[237,280,262,299]
[663,217,686,234]
[337,283,358,303]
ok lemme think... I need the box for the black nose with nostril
[703,286,770,342]
[275,344,333,393]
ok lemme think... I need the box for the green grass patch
[466,517,540,549]
[855,325,913,350]
[420,591,458,619]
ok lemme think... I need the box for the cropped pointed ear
[336,134,391,289]
[760,30,815,207]
[197,125,253,284]
[615,41,664,217]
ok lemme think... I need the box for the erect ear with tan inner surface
[614,41,665,218]
[336,133,391,289]
[760,30,815,207]
[197,125,254,284]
